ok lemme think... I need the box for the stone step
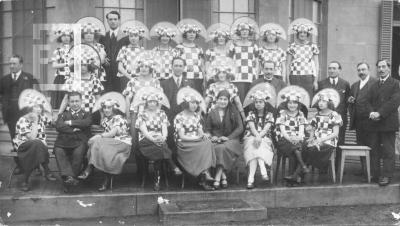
[158,199,267,225]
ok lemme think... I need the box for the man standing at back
[99,11,129,92]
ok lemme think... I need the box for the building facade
[0,0,398,85]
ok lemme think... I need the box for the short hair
[376,59,391,68]
[106,11,120,20]
[56,34,73,44]
[356,62,370,69]
[329,61,342,70]
[68,91,82,99]
[11,54,23,64]
[171,56,186,66]
[262,60,275,69]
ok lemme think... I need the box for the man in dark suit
[54,92,92,192]
[161,57,193,151]
[251,61,286,94]
[366,59,400,186]
[0,55,39,173]
[99,11,129,92]
[318,61,350,146]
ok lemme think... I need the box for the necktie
[332,79,336,86]
[12,73,17,81]
[176,77,181,87]
[380,79,384,86]
[111,32,116,41]
[265,79,272,83]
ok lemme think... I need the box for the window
[211,0,256,25]
[312,0,322,43]
[0,1,13,76]
[95,0,144,28]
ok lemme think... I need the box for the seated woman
[243,90,275,189]
[78,98,131,192]
[275,91,309,185]
[13,96,56,191]
[205,90,244,189]
[302,91,342,179]
[136,92,181,191]
[174,94,216,191]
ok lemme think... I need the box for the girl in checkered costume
[275,91,310,185]
[51,25,73,109]
[302,89,342,173]
[174,94,216,191]
[81,22,107,82]
[14,93,56,191]
[204,23,231,85]
[204,56,246,119]
[259,23,287,82]
[136,92,181,191]
[116,25,146,79]
[243,90,275,189]
[150,22,178,80]
[228,18,260,102]
[287,18,320,98]
[175,19,206,94]
[79,97,131,191]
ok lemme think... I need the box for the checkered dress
[174,112,202,141]
[101,114,131,145]
[116,45,144,78]
[153,46,174,80]
[174,44,204,79]
[52,44,71,78]
[244,111,274,138]
[205,82,238,110]
[122,77,161,112]
[135,109,169,141]
[13,115,51,149]
[63,74,104,112]
[287,43,319,76]
[275,110,307,140]
[91,43,107,81]
[259,47,286,76]
[228,42,259,83]
[310,111,343,147]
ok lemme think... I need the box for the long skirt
[243,136,274,166]
[289,74,314,103]
[51,75,66,109]
[139,138,172,161]
[177,138,216,177]
[276,138,303,157]
[17,139,49,174]
[214,139,242,171]
[88,138,131,174]
[302,144,335,169]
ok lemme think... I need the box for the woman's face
[254,99,265,111]
[129,34,140,45]
[147,100,158,110]
[188,101,198,112]
[287,100,299,112]
[61,35,71,44]
[217,36,226,46]
[83,32,94,43]
[240,29,249,38]
[32,104,42,115]
[186,31,196,41]
[81,64,89,76]
[139,65,150,76]
[160,35,171,45]
[217,95,229,109]
[298,31,308,41]
[266,33,277,43]
[318,100,328,110]
[103,105,114,117]
[217,71,227,82]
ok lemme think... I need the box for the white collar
[330,77,338,82]
[380,74,390,82]
[12,70,22,80]
[110,28,119,37]
[360,75,370,83]
[172,74,182,82]
[70,108,81,115]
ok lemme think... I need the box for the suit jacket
[349,77,377,130]
[251,76,286,94]
[54,109,92,149]
[161,77,193,122]
[366,76,400,132]
[318,77,350,116]
[205,108,243,139]
[0,71,38,122]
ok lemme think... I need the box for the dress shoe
[199,182,215,191]
[220,179,228,189]
[378,177,390,186]
[246,182,255,189]
[98,178,110,192]
[64,176,79,186]
[213,181,220,189]
[44,173,57,181]
[77,170,91,180]
[173,167,182,176]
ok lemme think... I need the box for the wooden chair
[338,145,371,184]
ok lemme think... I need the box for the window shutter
[379,0,393,61]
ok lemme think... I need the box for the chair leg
[181,174,185,189]
[110,175,114,191]
[163,161,169,189]
[365,152,371,183]
[339,152,345,184]
[236,167,240,185]
[282,157,286,178]
[330,153,336,183]
[8,165,17,188]
[274,155,281,184]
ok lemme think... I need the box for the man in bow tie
[54,92,92,192]
[365,59,400,186]
[251,60,286,93]
[0,55,38,174]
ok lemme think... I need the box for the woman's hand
[253,136,262,149]
[219,136,229,142]
[211,136,219,142]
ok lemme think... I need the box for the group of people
[1,12,400,193]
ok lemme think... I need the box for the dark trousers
[335,114,347,170]
[54,143,87,178]
[367,131,396,178]
[7,118,20,166]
